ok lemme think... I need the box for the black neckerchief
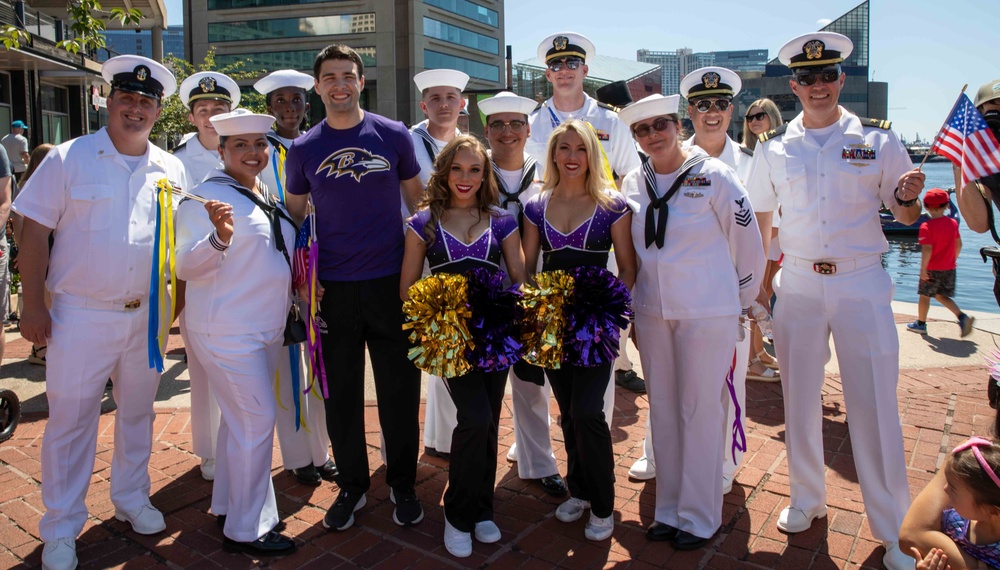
[491,157,537,213]
[203,176,298,270]
[412,126,440,164]
[643,153,710,249]
[265,132,287,153]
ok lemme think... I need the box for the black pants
[319,274,421,494]
[443,368,508,532]
[546,362,615,518]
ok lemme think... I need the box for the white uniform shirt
[623,152,764,320]
[744,108,912,262]
[410,119,459,185]
[175,170,295,335]
[172,134,222,187]
[526,94,640,180]
[12,127,189,302]
[682,135,753,184]
[258,131,297,203]
[491,152,541,219]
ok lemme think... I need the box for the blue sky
[164,0,998,142]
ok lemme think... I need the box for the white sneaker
[883,541,916,570]
[474,520,501,543]
[776,506,827,534]
[628,456,655,480]
[41,537,77,570]
[114,503,167,535]
[200,458,215,481]
[555,497,591,522]
[444,517,472,558]
[584,512,614,541]
[506,442,518,462]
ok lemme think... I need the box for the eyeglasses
[631,117,676,139]
[547,58,583,73]
[745,112,768,123]
[794,69,840,86]
[487,119,526,133]
[693,98,731,113]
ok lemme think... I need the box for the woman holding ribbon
[619,94,764,549]
[175,109,298,557]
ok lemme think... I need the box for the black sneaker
[323,491,366,531]
[390,488,424,526]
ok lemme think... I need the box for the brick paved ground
[0,343,994,568]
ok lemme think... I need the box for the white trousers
[188,329,282,543]
[274,343,330,470]
[614,323,633,371]
[179,311,219,461]
[637,313,736,539]
[40,301,160,541]
[423,373,457,453]
[772,263,909,543]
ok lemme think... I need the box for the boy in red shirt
[907,188,974,336]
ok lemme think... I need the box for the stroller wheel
[0,389,21,443]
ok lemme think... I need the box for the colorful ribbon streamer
[726,349,747,463]
[147,179,177,372]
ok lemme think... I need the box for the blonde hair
[419,134,499,246]
[742,98,783,151]
[541,119,616,208]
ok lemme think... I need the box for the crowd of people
[8,25,1000,570]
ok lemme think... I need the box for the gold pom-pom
[402,274,474,378]
[519,270,574,369]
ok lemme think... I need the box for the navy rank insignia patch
[317,148,390,181]
[734,197,752,227]
[135,65,149,81]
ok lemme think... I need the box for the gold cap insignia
[198,76,216,93]
[804,40,825,60]
[553,36,568,51]
[135,65,149,81]
[702,72,720,89]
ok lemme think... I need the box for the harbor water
[883,161,998,314]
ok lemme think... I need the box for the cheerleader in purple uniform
[400,135,526,558]
[521,119,637,542]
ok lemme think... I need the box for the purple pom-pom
[562,266,633,367]
[465,267,524,372]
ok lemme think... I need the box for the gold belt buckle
[124,299,141,310]
[813,262,837,275]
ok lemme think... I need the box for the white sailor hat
[101,55,176,100]
[618,94,680,127]
[680,67,741,100]
[537,31,595,64]
[179,71,241,108]
[209,108,276,137]
[254,69,314,96]
[778,32,853,69]
[413,69,469,93]
[479,91,537,118]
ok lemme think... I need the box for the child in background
[907,188,975,337]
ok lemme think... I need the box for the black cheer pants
[319,274,421,494]
[546,362,615,518]
[442,368,508,532]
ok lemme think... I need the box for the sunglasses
[693,99,731,113]
[632,117,676,139]
[547,58,583,72]
[487,119,526,133]
[745,111,768,122]
[794,69,840,86]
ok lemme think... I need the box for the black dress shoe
[217,515,285,533]
[222,531,296,556]
[316,459,338,482]
[539,474,568,496]
[646,521,679,541]
[424,447,450,461]
[672,529,710,551]
[291,464,322,486]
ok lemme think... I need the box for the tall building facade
[185,0,505,126]
[637,48,769,97]
[512,55,661,104]
[100,25,185,62]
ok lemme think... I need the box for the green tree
[155,48,268,143]
[1,1,142,54]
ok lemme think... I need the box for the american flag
[292,215,311,290]
[930,93,1000,187]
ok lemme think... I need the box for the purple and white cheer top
[522,191,629,271]
[407,207,519,275]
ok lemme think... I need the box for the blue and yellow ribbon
[147,179,177,372]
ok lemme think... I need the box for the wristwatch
[894,187,918,207]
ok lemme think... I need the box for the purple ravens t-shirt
[285,113,420,281]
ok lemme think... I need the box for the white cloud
[817,18,833,26]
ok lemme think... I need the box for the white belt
[53,293,145,311]
[783,254,881,275]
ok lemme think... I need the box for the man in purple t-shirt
[284,45,425,532]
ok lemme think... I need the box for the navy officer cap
[101,55,177,100]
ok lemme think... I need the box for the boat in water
[880,189,960,235]
[906,142,948,164]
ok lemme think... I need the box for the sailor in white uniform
[743,32,924,570]
[480,91,568,497]
[409,68,470,461]
[628,67,753,494]
[172,70,241,482]
[176,110,298,557]
[254,69,337,487]
[619,93,764,549]
[15,56,188,570]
